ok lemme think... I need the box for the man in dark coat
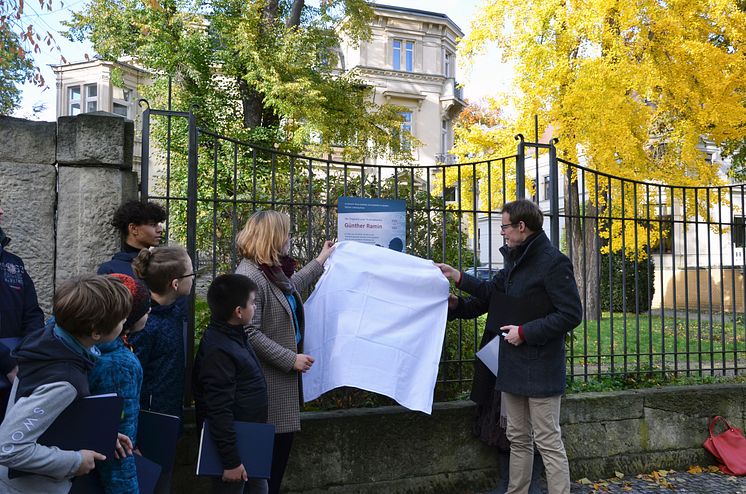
[0,205,45,382]
[98,200,166,276]
[439,199,582,494]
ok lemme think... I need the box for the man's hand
[294,353,315,373]
[76,450,106,476]
[501,325,523,346]
[114,433,133,459]
[222,464,248,482]
[448,294,459,310]
[5,365,18,384]
[436,263,461,284]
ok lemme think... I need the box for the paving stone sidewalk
[570,469,746,493]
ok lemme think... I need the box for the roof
[373,3,463,37]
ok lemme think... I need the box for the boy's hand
[293,353,315,373]
[114,433,134,459]
[76,450,106,476]
[222,464,248,482]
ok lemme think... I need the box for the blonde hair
[132,245,190,294]
[236,210,290,266]
[54,275,132,336]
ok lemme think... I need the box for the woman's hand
[294,353,315,373]
[436,263,461,284]
[315,240,335,265]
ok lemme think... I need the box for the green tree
[1,0,63,114]
[65,0,411,160]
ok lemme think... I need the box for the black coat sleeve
[197,349,241,470]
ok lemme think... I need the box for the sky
[12,0,512,121]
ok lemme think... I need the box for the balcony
[440,78,466,118]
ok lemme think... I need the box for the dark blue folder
[69,454,162,494]
[137,409,180,472]
[8,394,124,478]
[196,421,275,478]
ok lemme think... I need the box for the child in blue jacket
[130,246,194,419]
[88,273,151,494]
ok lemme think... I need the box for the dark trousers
[268,432,294,494]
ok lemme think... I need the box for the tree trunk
[565,172,600,321]
[239,78,265,129]
[286,0,305,28]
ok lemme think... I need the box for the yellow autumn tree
[453,0,746,317]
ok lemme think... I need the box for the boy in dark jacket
[0,275,133,494]
[98,200,166,277]
[193,274,268,494]
[0,206,45,381]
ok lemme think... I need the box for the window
[112,87,132,118]
[658,215,674,253]
[441,120,448,154]
[112,103,128,117]
[392,39,414,72]
[85,84,98,113]
[734,216,746,248]
[68,86,81,115]
[399,111,413,150]
[543,175,551,201]
[443,186,456,202]
[444,51,453,77]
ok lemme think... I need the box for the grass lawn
[568,311,745,375]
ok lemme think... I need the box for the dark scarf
[259,255,297,294]
[507,231,542,262]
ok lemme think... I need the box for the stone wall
[0,114,137,314]
[170,384,745,493]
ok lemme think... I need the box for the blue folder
[69,454,162,494]
[196,421,275,478]
[137,409,180,481]
[8,394,124,478]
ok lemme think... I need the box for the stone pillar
[0,117,57,314]
[56,112,138,282]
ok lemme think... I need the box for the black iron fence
[140,104,746,402]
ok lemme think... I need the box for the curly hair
[111,201,167,237]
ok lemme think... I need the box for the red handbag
[703,416,746,475]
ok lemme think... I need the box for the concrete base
[171,384,744,493]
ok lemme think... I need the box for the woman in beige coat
[235,210,333,494]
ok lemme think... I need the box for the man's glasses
[500,223,518,231]
[177,272,196,279]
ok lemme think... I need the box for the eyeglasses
[177,272,196,279]
[500,223,518,231]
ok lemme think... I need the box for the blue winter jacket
[0,233,45,374]
[129,300,186,419]
[97,247,140,277]
[88,337,143,494]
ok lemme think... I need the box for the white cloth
[302,241,450,414]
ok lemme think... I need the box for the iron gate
[139,102,746,402]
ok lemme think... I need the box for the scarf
[507,231,542,262]
[259,255,297,294]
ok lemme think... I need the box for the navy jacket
[453,231,582,397]
[193,319,268,470]
[0,234,45,375]
[129,300,186,419]
[97,246,140,277]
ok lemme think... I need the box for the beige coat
[235,258,324,433]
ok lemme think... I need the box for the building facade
[52,58,151,171]
[337,4,465,168]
